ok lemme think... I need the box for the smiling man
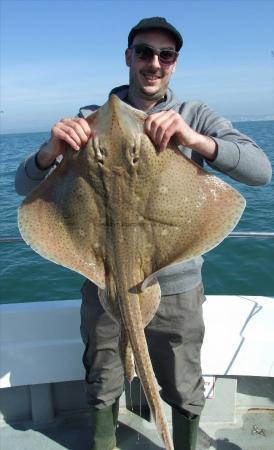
[15,17,272,450]
[126,30,178,106]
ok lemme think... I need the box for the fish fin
[120,325,136,383]
[98,287,120,321]
[18,154,106,288]
[138,278,161,327]
[141,144,245,277]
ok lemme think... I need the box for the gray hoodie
[15,85,272,294]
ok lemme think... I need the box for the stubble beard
[139,84,167,101]
[129,69,169,102]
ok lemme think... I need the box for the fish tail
[119,291,174,450]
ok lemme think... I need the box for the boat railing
[1,231,274,244]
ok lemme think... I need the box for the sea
[0,121,273,304]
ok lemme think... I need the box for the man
[16,17,272,450]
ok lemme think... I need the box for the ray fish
[18,95,246,450]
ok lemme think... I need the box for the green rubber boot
[172,407,200,450]
[90,399,119,450]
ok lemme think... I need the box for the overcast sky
[1,0,274,133]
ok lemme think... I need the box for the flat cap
[128,17,183,51]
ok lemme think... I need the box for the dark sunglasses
[130,44,178,65]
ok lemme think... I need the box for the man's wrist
[188,132,217,161]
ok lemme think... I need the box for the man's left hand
[145,110,217,161]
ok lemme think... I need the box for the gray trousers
[80,280,206,416]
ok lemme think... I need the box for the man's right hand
[36,117,92,169]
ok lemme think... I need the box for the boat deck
[1,406,274,450]
[1,295,274,449]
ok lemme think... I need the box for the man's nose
[148,54,161,68]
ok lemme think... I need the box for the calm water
[0,121,273,304]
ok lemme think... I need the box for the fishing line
[129,380,134,412]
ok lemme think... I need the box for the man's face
[125,30,177,102]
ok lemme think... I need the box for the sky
[1,0,274,133]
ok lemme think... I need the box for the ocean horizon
[1,117,273,136]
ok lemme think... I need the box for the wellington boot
[172,407,200,450]
[90,399,119,450]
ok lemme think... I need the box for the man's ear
[125,48,132,67]
[172,62,177,73]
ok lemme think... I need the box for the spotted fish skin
[18,95,246,450]
[89,120,174,448]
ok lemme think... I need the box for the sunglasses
[130,44,178,65]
